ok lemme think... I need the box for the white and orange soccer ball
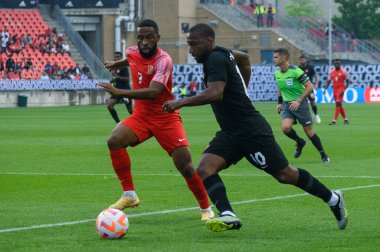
[96,208,129,239]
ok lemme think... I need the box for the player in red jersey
[97,19,214,221]
[324,59,350,125]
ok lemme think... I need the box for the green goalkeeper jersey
[274,65,309,102]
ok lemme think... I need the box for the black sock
[312,105,318,115]
[296,168,332,202]
[108,109,120,123]
[285,128,303,143]
[309,134,326,157]
[203,174,234,214]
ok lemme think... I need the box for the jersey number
[229,51,249,97]
[249,152,267,169]
[138,72,143,84]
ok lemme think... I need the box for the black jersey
[113,67,131,89]
[298,64,316,83]
[203,46,270,136]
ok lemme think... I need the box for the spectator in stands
[52,27,58,36]
[31,37,39,51]
[67,65,75,75]
[50,43,57,54]
[60,66,67,76]
[52,61,59,74]
[266,4,274,27]
[6,55,15,72]
[1,33,9,53]
[254,4,264,28]
[82,63,90,75]
[62,42,71,56]
[25,58,33,71]
[44,61,52,75]
[74,64,81,75]
[19,58,27,70]
[40,71,50,80]
[56,42,63,55]
[45,26,52,38]
[25,34,32,48]
[11,34,18,44]
[2,29,10,39]
[19,34,27,48]
[43,43,51,56]
[57,34,64,44]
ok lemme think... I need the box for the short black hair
[274,48,289,59]
[114,51,122,56]
[334,58,341,62]
[137,19,159,34]
[299,55,306,59]
[189,23,215,39]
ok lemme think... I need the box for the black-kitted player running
[106,51,133,123]
[162,23,348,232]
[298,55,321,123]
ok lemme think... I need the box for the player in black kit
[162,23,348,232]
[298,55,321,123]
[106,51,133,123]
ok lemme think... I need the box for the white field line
[0,183,379,234]
[1,171,380,179]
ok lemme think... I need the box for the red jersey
[126,46,176,117]
[328,68,348,90]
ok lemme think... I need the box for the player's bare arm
[345,79,350,89]
[104,58,129,70]
[232,50,251,87]
[276,88,282,114]
[323,80,331,94]
[162,81,226,113]
[314,74,319,89]
[98,81,164,100]
[289,81,313,111]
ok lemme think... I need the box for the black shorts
[111,84,132,104]
[110,96,132,105]
[204,130,289,175]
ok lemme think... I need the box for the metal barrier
[52,5,111,80]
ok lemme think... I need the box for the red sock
[334,107,340,120]
[185,172,210,209]
[340,106,347,119]
[110,149,134,191]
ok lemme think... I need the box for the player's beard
[139,45,157,59]
[335,66,341,70]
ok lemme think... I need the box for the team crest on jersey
[147,65,154,75]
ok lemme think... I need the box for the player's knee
[107,103,115,110]
[196,164,212,180]
[281,126,292,134]
[107,134,123,149]
[178,162,195,178]
[273,167,297,184]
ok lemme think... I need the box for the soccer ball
[96,208,129,239]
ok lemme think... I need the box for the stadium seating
[0,9,76,79]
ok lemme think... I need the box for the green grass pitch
[1,103,380,251]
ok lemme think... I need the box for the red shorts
[333,88,345,103]
[120,112,189,155]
